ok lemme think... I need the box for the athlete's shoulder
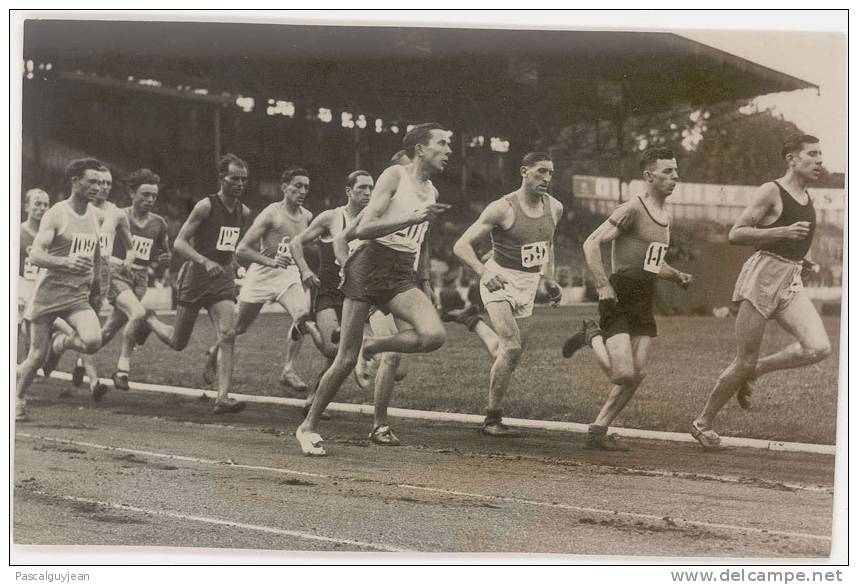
[546,193,564,214]
[301,206,314,222]
[150,212,169,228]
[484,196,515,222]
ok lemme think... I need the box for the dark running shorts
[340,241,417,308]
[109,265,148,303]
[314,286,344,321]
[175,260,236,309]
[599,273,657,339]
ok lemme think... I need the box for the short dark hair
[64,158,106,183]
[346,170,372,188]
[218,153,247,176]
[280,166,310,185]
[402,122,448,158]
[389,150,409,166]
[781,133,819,159]
[639,147,676,172]
[127,168,161,193]
[521,152,552,168]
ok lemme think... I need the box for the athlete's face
[221,163,248,198]
[73,169,103,202]
[26,191,50,222]
[645,158,679,197]
[283,175,310,207]
[788,142,824,182]
[93,170,112,204]
[521,160,554,195]
[346,175,374,208]
[131,184,159,213]
[416,130,452,173]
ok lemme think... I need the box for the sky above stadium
[681,30,846,173]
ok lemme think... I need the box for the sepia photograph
[9,9,847,568]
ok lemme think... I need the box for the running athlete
[691,134,830,449]
[67,166,135,398]
[16,158,107,421]
[289,170,373,413]
[295,122,451,456]
[201,166,313,390]
[454,152,564,437]
[561,146,692,450]
[17,189,51,363]
[108,169,171,390]
[141,153,251,414]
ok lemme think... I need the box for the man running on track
[18,189,51,363]
[295,122,451,456]
[691,134,831,449]
[561,146,692,450]
[201,166,314,391]
[108,168,171,390]
[141,153,251,415]
[16,158,107,421]
[290,170,373,413]
[66,166,136,399]
[454,152,564,437]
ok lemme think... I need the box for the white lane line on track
[26,490,411,553]
[18,433,831,543]
[46,371,836,455]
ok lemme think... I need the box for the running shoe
[15,399,30,422]
[353,344,378,390]
[561,319,602,358]
[478,419,522,438]
[369,425,401,446]
[736,378,756,410]
[279,370,309,392]
[212,397,247,415]
[91,382,109,403]
[691,419,723,450]
[112,370,130,391]
[72,358,85,387]
[202,348,217,386]
[585,424,630,451]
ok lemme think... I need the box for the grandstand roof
[23,19,816,138]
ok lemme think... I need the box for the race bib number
[216,226,240,252]
[98,231,114,255]
[277,236,293,258]
[643,242,668,274]
[132,236,154,261]
[70,233,98,259]
[23,245,38,280]
[394,222,428,246]
[521,241,549,268]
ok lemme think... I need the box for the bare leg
[371,316,408,428]
[695,301,768,428]
[52,308,103,355]
[277,285,312,386]
[305,307,341,407]
[362,288,445,357]
[474,319,500,359]
[483,302,527,411]
[207,300,238,402]
[145,304,199,351]
[592,336,651,427]
[17,318,53,401]
[753,293,831,377]
[298,298,371,434]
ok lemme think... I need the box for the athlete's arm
[453,200,510,291]
[583,219,624,301]
[332,210,365,269]
[173,198,225,276]
[354,166,447,240]
[729,183,811,246]
[116,212,136,267]
[28,207,92,273]
[235,208,282,269]
[541,197,564,306]
[416,229,433,300]
[290,210,332,287]
[154,217,172,268]
[658,261,693,288]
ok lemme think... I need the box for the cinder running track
[13,377,834,557]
